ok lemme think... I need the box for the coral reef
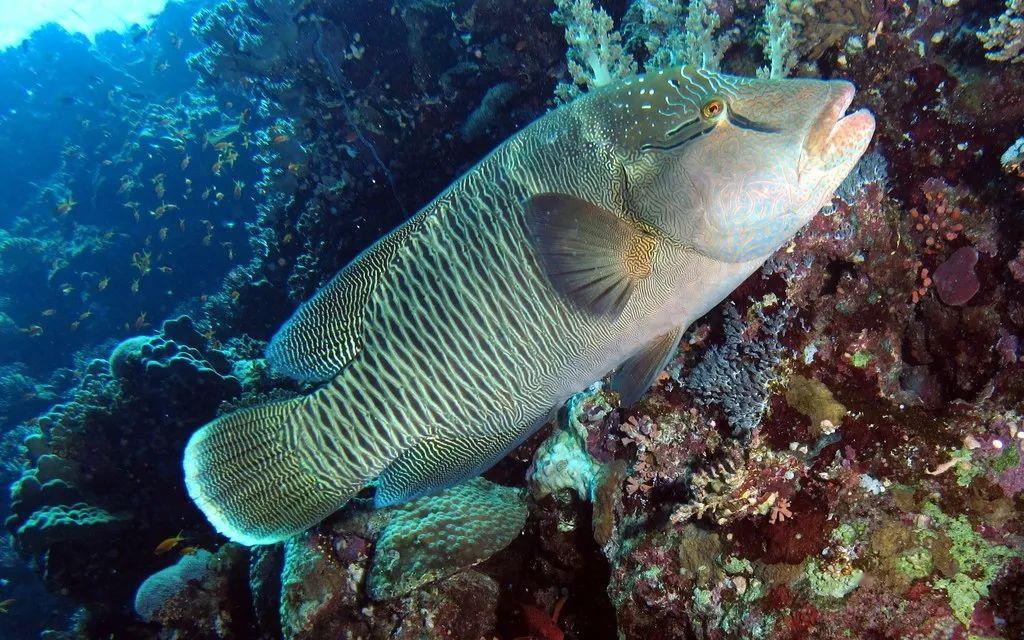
[4,0,1024,638]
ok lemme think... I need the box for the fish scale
[183,66,874,545]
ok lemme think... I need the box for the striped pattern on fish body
[184,66,876,545]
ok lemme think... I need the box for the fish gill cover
[0,1,1022,639]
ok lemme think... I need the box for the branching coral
[978,0,1024,63]
[684,302,790,434]
[622,0,736,71]
[670,435,807,525]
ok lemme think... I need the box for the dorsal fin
[266,215,425,382]
[524,192,661,319]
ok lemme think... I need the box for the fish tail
[183,397,355,545]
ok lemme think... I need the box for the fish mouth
[801,81,875,169]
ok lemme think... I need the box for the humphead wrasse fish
[184,66,875,545]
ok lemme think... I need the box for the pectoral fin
[611,325,685,407]
[525,193,660,318]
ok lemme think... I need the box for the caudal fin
[183,398,350,545]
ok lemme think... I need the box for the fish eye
[701,98,725,120]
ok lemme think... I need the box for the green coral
[527,385,609,500]
[366,478,528,600]
[977,0,1024,63]
[758,0,799,78]
[805,559,863,599]
[922,503,1019,626]
[850,350,872,368]
[895,547,933,580]
[721,555,752,574]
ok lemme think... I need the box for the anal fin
[611,325,685,407]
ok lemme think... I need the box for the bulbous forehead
[583,66,845,157]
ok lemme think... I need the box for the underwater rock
[367,478,528,600]
[279,532,356,639]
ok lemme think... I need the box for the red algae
[932,246,980,306]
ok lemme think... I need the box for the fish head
[595,67,875,263]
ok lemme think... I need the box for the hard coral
[978,0,1024,63]
[366,478,528,600]
[684,302,790,434]
[15,503,127,554]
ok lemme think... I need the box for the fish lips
[801,81,876,172]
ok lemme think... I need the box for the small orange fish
[179,546,199,556]
[159,227,168,241]
[60,283,74,295]
[41,309,56,317]
[154,530,185,555]
[215,192,225,201]
[211,160,222,175]
[233,180,244,199]
[98,277,110,291]
[79,310,93,321]
[70,320,80,331]
[158,266,173,274]
[55,195,76,216]
[19,325,43,337]
[134,311,149,330]
[230,290,240,302]
[272,134,290,144]
[131,279,140,294]
[287,162,302,174]
[180,155,191,170]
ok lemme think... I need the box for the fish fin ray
[184,395,378,545]
[611,325,685,407]
[525,192,658,318]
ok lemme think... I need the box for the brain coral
[367,478,528,600]
[133,550,214,622]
